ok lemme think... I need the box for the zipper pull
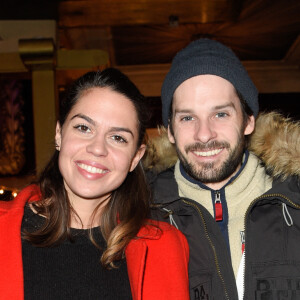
[162,208,179,229]
[214,191,223,221]
[240,231,245,253]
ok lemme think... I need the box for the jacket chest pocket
[189,272,212,300]
[246,198,300,299]
[252,272,300,300]
[248,199,300,261]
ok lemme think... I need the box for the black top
[21,205,132,300]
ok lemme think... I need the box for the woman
[0,68,189,300]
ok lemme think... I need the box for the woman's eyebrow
[70,114,134,137]
[110,127,134,137]
[70,113,96,126]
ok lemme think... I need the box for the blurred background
[0,0,299,196]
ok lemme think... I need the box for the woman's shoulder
[0,184,41,210]
[15,184,41,204]
[137,219,188,250]
[126,220,190,300]
[127,219,189,266]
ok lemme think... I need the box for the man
[145,39,300,299]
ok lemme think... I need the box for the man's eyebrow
[174,102,237,115]
[70,113,96,126]
[214,103,237,111]
[174,109,194,114]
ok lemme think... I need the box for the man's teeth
[77,163,108,174]
[194,149,222,157]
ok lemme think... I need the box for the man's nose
[194,120,216,144]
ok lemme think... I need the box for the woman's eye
[112,135,127,143]
[74,124,91,133]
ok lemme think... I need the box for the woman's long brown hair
[22,69,151,268]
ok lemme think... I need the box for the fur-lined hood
[143,111,300,179]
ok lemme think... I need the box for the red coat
[0,185,189,300]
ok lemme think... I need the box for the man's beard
[176,135,246,184]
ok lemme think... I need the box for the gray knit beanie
[161,38,259,126]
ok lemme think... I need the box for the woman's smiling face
[55,87,145,207]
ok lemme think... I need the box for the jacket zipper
[182,199,230,300]
[243,193,300,299]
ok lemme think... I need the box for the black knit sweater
[21,205,132,300]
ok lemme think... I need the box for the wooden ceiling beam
[118,61,300,96]
[59,0,236,27]
[284,35,300,64]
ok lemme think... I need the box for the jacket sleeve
[142,221,190,300]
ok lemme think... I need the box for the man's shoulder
[267,175,300,201]
[249,112,300,180]
[146,166,176,187]
[146,166,177,188]
[147,166,181,202]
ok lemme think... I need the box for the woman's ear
[55,121,62,151]
[129,144,146,172]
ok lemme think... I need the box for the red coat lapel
[0,185,40,299]
[125,239,147,300]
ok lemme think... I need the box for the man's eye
[181,116,194,121]
[74,124,91,133]
[216,112,228,118]
[112,135,127,143]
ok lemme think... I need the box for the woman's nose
[86,136,108,156]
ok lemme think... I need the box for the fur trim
[143,111,300,179]
[143,127,177,174]
[249,111,300,179]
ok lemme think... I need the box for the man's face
[168,75,255,190]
